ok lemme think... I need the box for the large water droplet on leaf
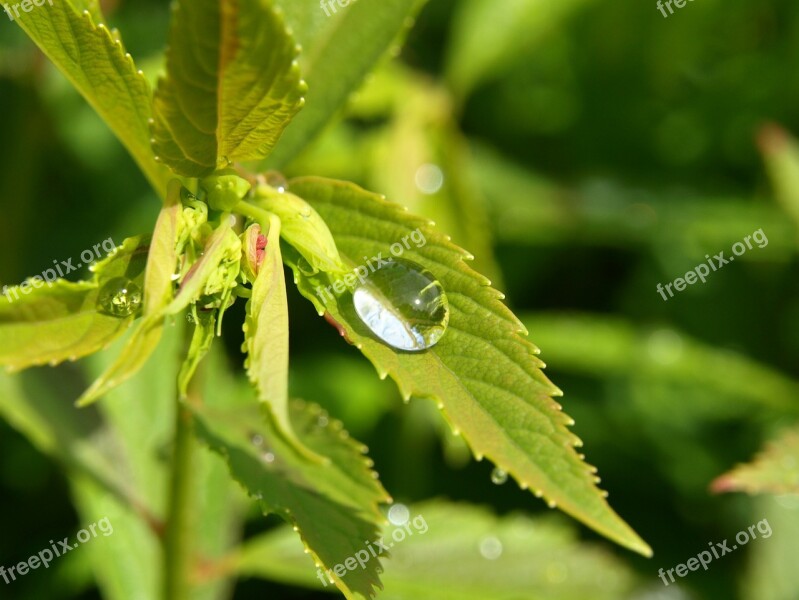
[352,258,449,351]
[97,278,142,318]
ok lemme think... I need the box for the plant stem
[162,363,202,599]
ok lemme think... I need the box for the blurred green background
[2,0,799,598]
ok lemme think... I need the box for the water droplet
[262,452,275,463]
[97,278,142,318]
[479,536,503,560]
[414,164,444,195]
[264,170,288,193]
[317,414,329,427]
[388,503,410,526]
[491,467,508,485]
[251,434,264,447]
[352,258,449,351]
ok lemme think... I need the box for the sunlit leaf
[281,176,651,556]
[77,185,184,406]
[264,0,426,168]
[713,426,799,496]
[13,2,170,194]
[235,501,639,600]
[151,0,306,177]
[191,397,390,598]
[0,236,149,372]
[243,214,318,460]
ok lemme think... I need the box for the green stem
[235,200,274,226]
[162,359,202,599]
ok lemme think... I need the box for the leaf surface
[713,427,799,496]
[283,176,651,556]
[191,397,390,599]
[13,2,170,194]
[264,0,426,168]
[0,236,149,372]
[151,0,306,176]
[77,185,183,406]
[235,501,639,600]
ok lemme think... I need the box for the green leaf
[251,183,345,273]
[164,222,238,316]
[0,236,149,373]
[12,2,170,195]
[151,0,306,177]
[243,214,319,460]
[712,426,799,496]
[283,176,651,557]
[235,501,639,600]
[263,0,427,168]
[77,186,183,407]
[190,397,390,599]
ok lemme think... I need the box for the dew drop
[251,434,264,447]
[387,503,410,526]
[262,452,275,463]
[414,163,444,195]
[478,536,503,560]
[490,467,508,485]
[352,258,449,351]
[97,278,142,318]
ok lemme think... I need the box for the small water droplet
[491,467,508,485]
[262,452,275,463]
[352,258,449,351]
[479,536,503,560]
[264,170,288,193]
[388,503,410,526]
[97,278,142,318]
[251,434,264,447]
[414,164,444,195]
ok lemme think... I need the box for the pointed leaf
[282,176,651,557]
[713,426,799,496]
[190,397,390,599]
[77,186,183,406]
[0,236,149,372]
[243,215,319,460]
[151,0,306,177]
[252,183,346,273]
[178,309,217,398]
[264,0,427,168]
[12,2,170,194]
[235,501,639,600]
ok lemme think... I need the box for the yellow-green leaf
[151,0,306,177]
[191,398,390,599]
[283,176,651,557]
[0,236,149,373]
[13,2,170,195]
[713,426,799,496]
